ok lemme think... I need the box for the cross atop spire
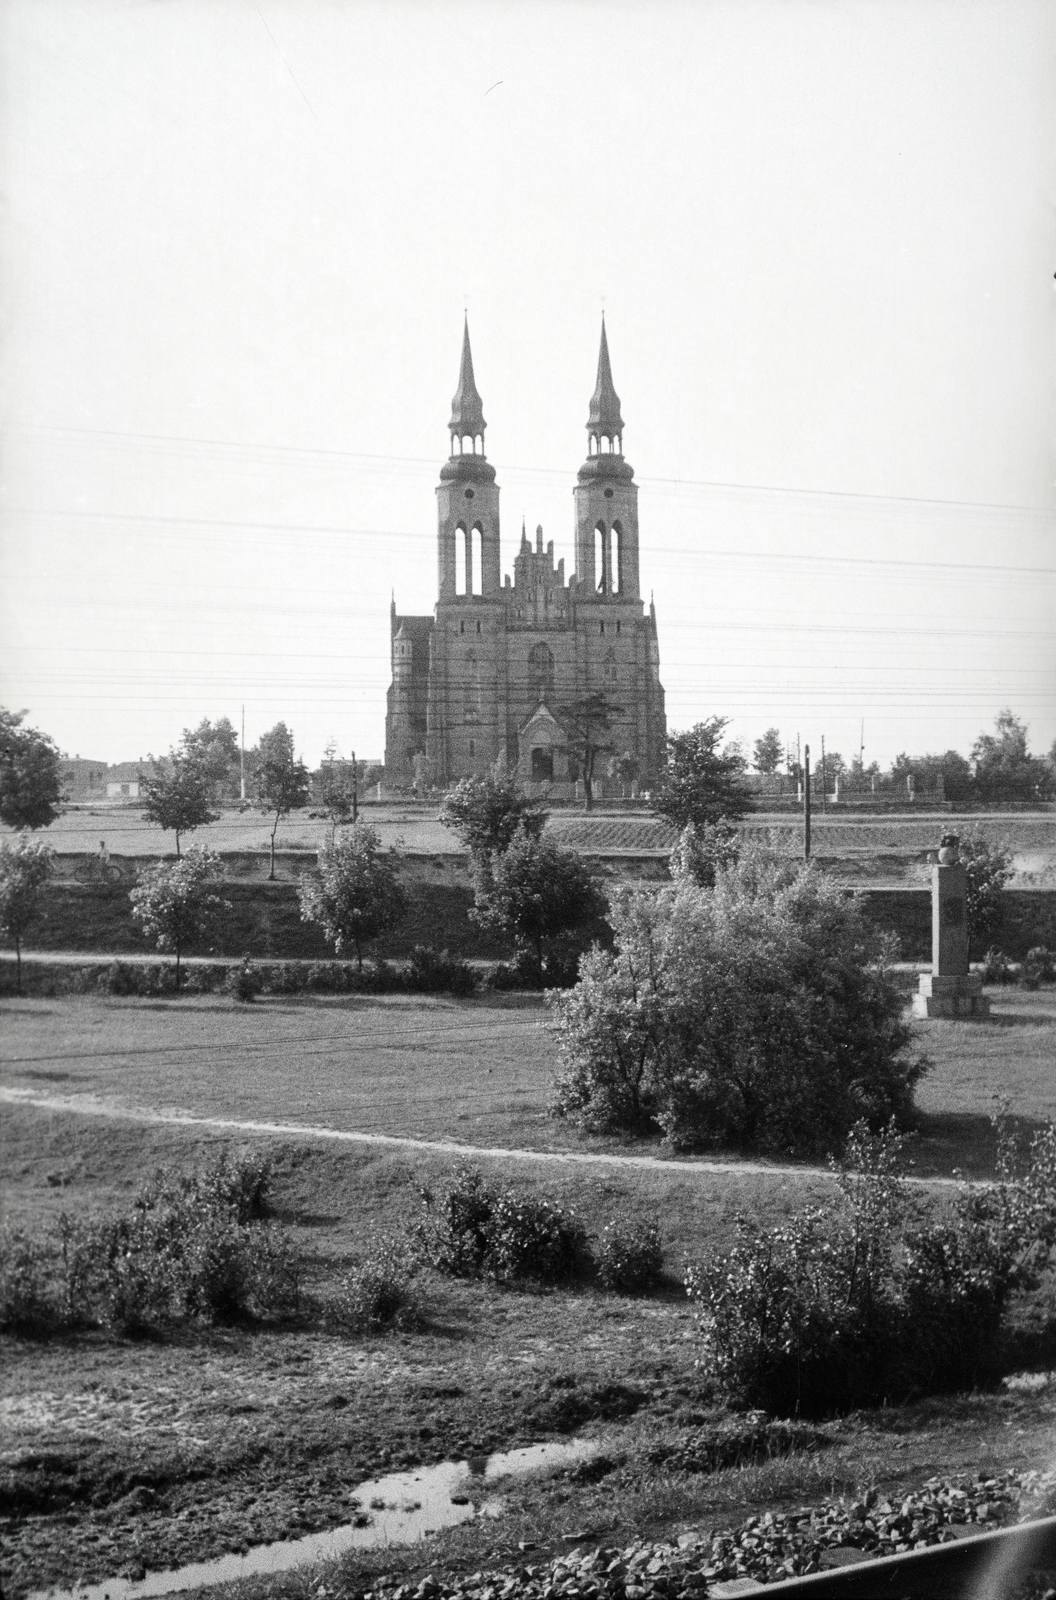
[449,315,486,445]
[586,315,624,441]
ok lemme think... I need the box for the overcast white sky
[1,0,1053,771]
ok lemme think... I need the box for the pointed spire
[449,315,486,440]
[587,315,624,438]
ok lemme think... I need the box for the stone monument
[912,833,990,1019]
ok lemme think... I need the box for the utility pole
[821,735,827,815]
[859,719,865,768]
[351,749,358,823]
[240,705,246,802]
[804,745,812,860]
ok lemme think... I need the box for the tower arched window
[528,642,555,705]
[470,522,483,595]
[611,521,623,595]
[595,522,607,594]
[455,524,468,597]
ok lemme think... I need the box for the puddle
[28,1438,599,1600]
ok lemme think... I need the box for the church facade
[384,321,666,794]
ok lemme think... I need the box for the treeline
[750,709,1056,803]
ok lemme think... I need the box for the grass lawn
[2,987,1055,1599]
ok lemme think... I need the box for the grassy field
[2,989,1056,1599]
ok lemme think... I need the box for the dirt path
[0,1085,962,1187]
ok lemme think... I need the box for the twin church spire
[447,315,628,466]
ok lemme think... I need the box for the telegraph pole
[240,705,246,802]
[820,735,827,815]
[351,749,358,823]
[804,744,812,860]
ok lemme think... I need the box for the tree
[752,728,783,776]
[317,741,357,838]
[669,820,740,889]
[555,692,622,811]
[439,762,549,859]
[655,717,749,831]
[972,710,1053,802]
[959,832,1014,953]
[129,846,229,986]
[0,835,54,993]
[253,723,311,880]
[141,755,219,856]
[180,718,241,802]
[0,709,63,831]
[549,848,921,1156]
[299,824,405,970]
[471,830,608,979]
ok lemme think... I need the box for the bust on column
[912,834,990,1018]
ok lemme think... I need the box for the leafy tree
[549,847,921,1156]
[959,832,1015,953]
[129,846,229,986]
[141,755,219,856]
[0,710,63,830]
[317,741,357,838]
[555,692,622,811]
[439,762,549,859]
[472,830,608,979]
[655,717,749,831]
[253,723,311,880]
[299,823,405,970]
[180,717,241,802]
[752,728,783,775]
[669,820,740,889]
[0,835,54,993]
[972,710,1053,802]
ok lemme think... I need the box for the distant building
[59,758,110,801]
[104,761,144,799]
[385,320,666,793]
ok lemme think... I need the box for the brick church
[384,320,666,794]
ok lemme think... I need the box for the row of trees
[749,710,1056,803]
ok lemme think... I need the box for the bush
[982,947,1017,986]
[415,1165,589,1285]
[226,958,262,1002]
[407,945,477,995]
[685,1116,1056,1417]
[550,850,923,1157]
[5,1152,294,1338]
[1021,947,1055,990]
[0,1229,58,1334]
[471,831,609,979]
[325,1236,419,1332]
[595,1218,664,1294]
[960,833,1014,954]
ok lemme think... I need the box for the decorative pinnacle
[587,316,624,436]
[449,315,486,439]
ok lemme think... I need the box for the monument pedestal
[912,972,990,1019]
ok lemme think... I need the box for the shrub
[407,945,477,995]
[264,960,311,995]
[982,947,1017,986]
[226,958,262,1002]
[7,1152,294,1338]
[550,850,923,1157]
[325,1236,419,1332]
[686,1116,1056,1417]
[1021,947,1055,990]
[415,1164,589,1285]
[960,833,1014,954]
[0,1229,58,1334]
[595,1218,664,1294]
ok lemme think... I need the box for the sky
[1,0,1054,772]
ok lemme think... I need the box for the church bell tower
[436,317,501,601]
[573,318,640,603]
